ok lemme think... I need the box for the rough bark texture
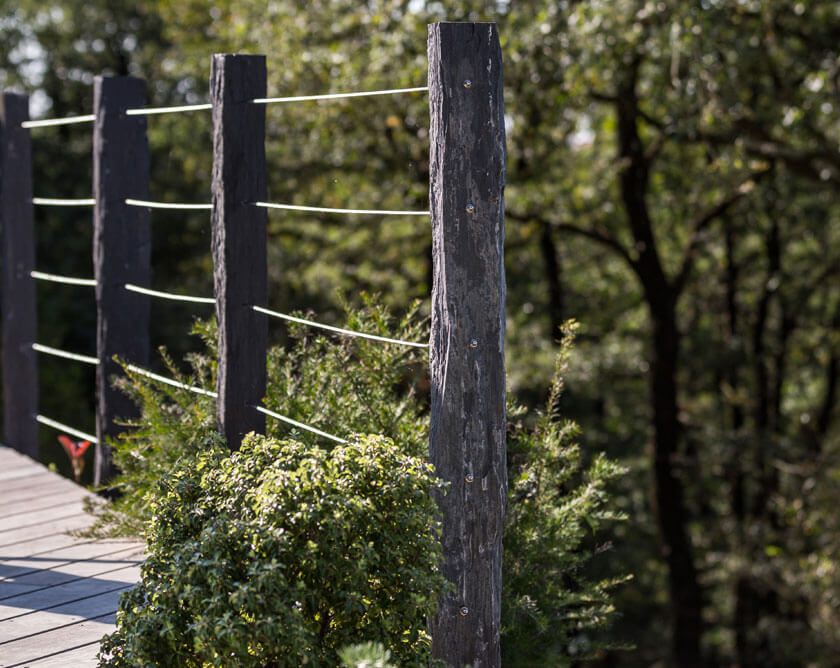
[0,93,38,458]
[428,22,507,668]
[210,54,267,449]
[93,77,151,485]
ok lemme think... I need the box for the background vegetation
[2,0,839,665]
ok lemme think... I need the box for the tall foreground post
[428,22,507,667]
[0,93,38,458]
[93,77,151,485]
[210,54,268,449]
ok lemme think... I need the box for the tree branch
[505,209,637,270]
[672,169,771,296]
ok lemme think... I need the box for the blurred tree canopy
[1,0,839,665]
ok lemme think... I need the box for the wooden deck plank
[0,448,41,469]
[0,467,55,483]
[0,546,143,598]
[0,539,140,570]
[0,501,87,533]
[0,614,116,666]
[0,534,138,568]
[24,640,104,667]
[0,472,71,496]
[0,586,129,643]
[0,490,90,520]
[0,459,43,476]
[0,535,101,561]
[0,446,143,667]
[0,515,94,548]
[0,564,139,619]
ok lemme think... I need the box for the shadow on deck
[0,446,143,667]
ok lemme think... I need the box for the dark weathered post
[428,22,507,668]
[93,77,151,485]
[210,54,268,449]
[0,93,38,458]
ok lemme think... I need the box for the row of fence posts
[0,22,506,667]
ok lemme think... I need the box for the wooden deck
[0,445,143,667]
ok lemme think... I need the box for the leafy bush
[337,642,396,668]
[87,299,428,536]
[92,305,628,665]
[98,433,448,667]
[501,323,630,665]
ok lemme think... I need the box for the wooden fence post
[93,76,151,486]
[428,22,507,667]
[210,54,268,449]
[0,93,38,458]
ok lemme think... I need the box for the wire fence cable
[125,103,213,117]
[124,283,215,304]
[31,271,97,287]
[22,115,96,129]
[32,343,99,366]
[254,201,429,216]
[20,87,426,126]
[123,365,343,442]
[125,364,217,398]
[32,198,96,206]
[253,405,347,444]
[35,415,97,443]
[252,305,428,348]
[252,86,428,105]
[125,198,213,210]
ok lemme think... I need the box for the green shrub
[337,642,396,668]
[92,305,628,665]
[86,299,428,536]
[501,322,630,665]
[98,433,449,667]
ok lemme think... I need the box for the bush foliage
[502,323,630,665]
[98,433,448,667]
[92,305,626,665]
[87,300,428,536]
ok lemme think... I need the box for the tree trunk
[615,62,704,667]
[538,218,564,342]
[649,300,704,668]
[736,212,784,667]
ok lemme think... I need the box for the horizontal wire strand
[31,271,97,287]
[20,86,426,126]
[253,201,429,216]
[35,415,97,444]
[32,343,99,366]
[125,364,217,398]
[253,405,347,444]
[125,198,213,210]
[125,365,345,443]
[22,115,96,129]
[252,305,428,348]
[32,197,95,206]
[125,103,212,117]
[124,283,215,304]
[253,86,428,105]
